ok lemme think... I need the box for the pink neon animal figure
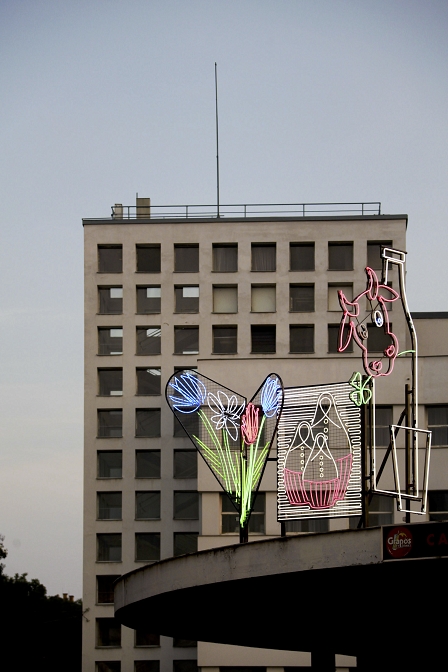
[338,267,400,378]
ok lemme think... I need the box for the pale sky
[1,0,447,597]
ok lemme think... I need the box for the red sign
[384,526,413,559]
[382,522,448,561]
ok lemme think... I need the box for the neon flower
[260,376,281,417]
[168,372,206,413]
[338,267,400,378]
[207,391,245,441]
[241,403,259,445]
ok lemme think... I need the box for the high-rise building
[83,200,448,671]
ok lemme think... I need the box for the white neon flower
[207,391,244,442]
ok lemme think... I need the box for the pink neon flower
[241,403,259,445]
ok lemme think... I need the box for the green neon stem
[397,350,415,357]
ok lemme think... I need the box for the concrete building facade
[83,202,448,671]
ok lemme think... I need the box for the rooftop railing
[111,202,382,219]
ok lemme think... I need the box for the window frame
[174,326,199,355]
[290,242,315,271]
[136,327,161,356]
[289,284,314,312]
[136,244,161,273]
[212,325,237,354]
[328,242,354,271]
[98,245,122,274]
[174,244,199,273]
[135,450,161,479]
[98,286,123,314]
[251,243,276,272]
[251,325,276,354]
[135,409,161,438]
[97,451,123,479]
[289,324,315,354]
[212,243,238,272]
[136,286,161,314]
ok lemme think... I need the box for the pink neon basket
[284,454,353,509]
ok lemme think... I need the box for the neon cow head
[337,267,400,377]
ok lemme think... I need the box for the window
[174,245,199,272]
[251,244,276,271]
[136,245,161,273]
[213,326,237,354]
[220,669,264,672]
[375,406,393,446]
[135,491,161,519]
[173,662,198,672]
[213,244,237,272]
[173,533,198,557]
[136,368,161,395]
[98,328,123,355]
[428,491,448,521]
[328,242,353,270]
[367,323,393,352]
[174,450,197,479]
[136,286,161,314]
[174,413,199,438]
[175,286,199,313]
[174,327,199,354]
[136,327,161,355]
[173,637,197,648]
[97,534,122,562]
[350,494,394,528]
[98,246,122,273]
[284,519,329,534]
[135,663,160,672]
[96,618,121,647]
[98,451,122,478]
[136,450,161,478]
[427,406,448,446]
[135,409,161,437]
[213,286,237,313]
[97,575,120,604]
[328,324,353,353]
[98,369,123,396]
[367,241,392,270]
[290,284,314,312]
[135,629,160,647]
[99,287,123,314]
[251,325,276,353]
[251,285,276,312]
[290,325,314,353]
[97,492,122,520]
[135,533,160,562]
[96,663,121,672]
[174,491,199,519]
[98,410,122,438]
[290,243,314,271]
[221,493,265,534]
[327,283,352,312]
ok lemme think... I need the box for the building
[83,200,448,672]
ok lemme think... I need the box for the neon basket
[284,454,353,509]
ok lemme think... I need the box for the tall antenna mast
[215,62,220,218]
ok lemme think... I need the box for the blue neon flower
[168,373,206,413]
[260,376,281,418]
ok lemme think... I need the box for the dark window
[213,326,237,354]
[97,534,122,562]
[98,246,122,273]
[251,244,276,271]
[367,241,392,270]
[173,533,198,557]
[350,494,394,528]
[98,451,122,478]
[428,491,448,521]
[213,244,237,272]
[290,325,314,353]
[98,369,123,396]
[290,243,314,271]
[136,450,161,478]
[98,410,122,438]
[289,285,314,312]
[174,327,199,354]
[136,287,161,314]
[221,493,265,534]
[135,409,161,438]
[173,661,198,672]
[328,242,353,270]
[136,245,161,273]
[173,637,197,647]
[136,327,161,355]
[284,519,329,534]
[135,491,161,519]
[97,575,120,604]
[328,324,353,353]
[174,414,199,438]
[375,406,393,446]
[174,492,199,520]
[427,406,448,446]
[174,245,199,272]
[97,492,122,520]
[96,618,121,647]
[135,663,160,672]
[99,287,123,314]
[96,663,121,672]
[175,286,199,313]
[135,629,160,647]
[220,669,264,672]
[174,450,197,479]
[135,533,160,562]
[98,328,123,355]
[251,325,276,353]
[367,323,393,352]
[136,368,161,395]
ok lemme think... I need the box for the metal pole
[215,63,220,218]
[405,383,411,523]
